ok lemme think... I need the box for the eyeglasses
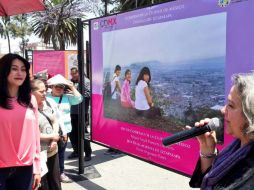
[54,85,64,89]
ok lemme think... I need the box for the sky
[0,10,96,54]
[0,2,112,54]
[0,29,91,54]
[0,37,23,54]
[103,12,227,68]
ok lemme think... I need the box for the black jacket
[189,146,254,190]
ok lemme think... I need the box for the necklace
[9,96,18,101]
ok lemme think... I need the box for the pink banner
[92,95,234,175]
[33,51,65,76]
[89,0,254,175]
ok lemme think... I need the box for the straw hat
[47,74,70,86]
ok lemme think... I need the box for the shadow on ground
[62,142,126,189]
[65,147,125,169]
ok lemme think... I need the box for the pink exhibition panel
[33,51,65,76]
[33,50,78,78]
[90,0,254,175]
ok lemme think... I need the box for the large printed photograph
[103,13,227,134]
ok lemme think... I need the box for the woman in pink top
[121,69,134,108]
[0,54,41,190]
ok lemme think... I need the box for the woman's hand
[66,81,82,97]
[48,141,57,152]
[187,118,217,154]
[187,118,218,173]
[63,135,68,143]
[32,174,41,190]
[67,80,74,88]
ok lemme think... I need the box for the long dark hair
[135,67,151,86]
[114,65,121,73]
[125,69,131,84]
[0,53,32,109]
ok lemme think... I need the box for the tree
[0,15,32,55]
[0,17,11,53]
[102,0,173,14]
[8,15,33,56]
[32,0,98,50]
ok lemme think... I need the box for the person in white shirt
[104,65,123,156]
[111,65,121,100]
[135,67,161,118]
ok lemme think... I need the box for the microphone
[162,118,222,146]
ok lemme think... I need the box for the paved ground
[62,142,194,190]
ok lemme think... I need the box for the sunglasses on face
[54,85,65,89]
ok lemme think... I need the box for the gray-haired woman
[189,72,254,189]
[31,79,62,190]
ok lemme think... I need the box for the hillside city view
[104,57,225,126]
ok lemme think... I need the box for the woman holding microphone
[189,72,254,189]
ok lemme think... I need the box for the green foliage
[168,115,185,126]
[103,0,175,14]
[33,17,77,50]
[32,0,86,50]
[8,15,33,39]
[8,15,32,56]
[131,88,135,100]
[184,106,222,127]
[0,15,32,54]
[0,17,11,52]
[0,17,10,38]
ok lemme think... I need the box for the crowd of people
[1,52,254,190]
[0,53,92,190]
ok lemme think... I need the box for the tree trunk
[21,38,25,57]
[52,34,59,50]
[59,37,65,50]
[58,32,65,50]
[52,39,59,50]
[6,32,11,53]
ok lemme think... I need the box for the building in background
[25,41,54,51]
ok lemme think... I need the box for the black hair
[125,69,131,84]
[135,67,151,86]
[114,65,121,73]
[125,69,131,76]
[0,53,32,109]
[70,67,78,72]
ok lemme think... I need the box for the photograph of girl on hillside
[102,13,226,134]
[111,65,121,102]
[121,69,135,108]
[134,67,161,118]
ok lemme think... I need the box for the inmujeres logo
[218,0,231,7]
[93,18,117,30]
